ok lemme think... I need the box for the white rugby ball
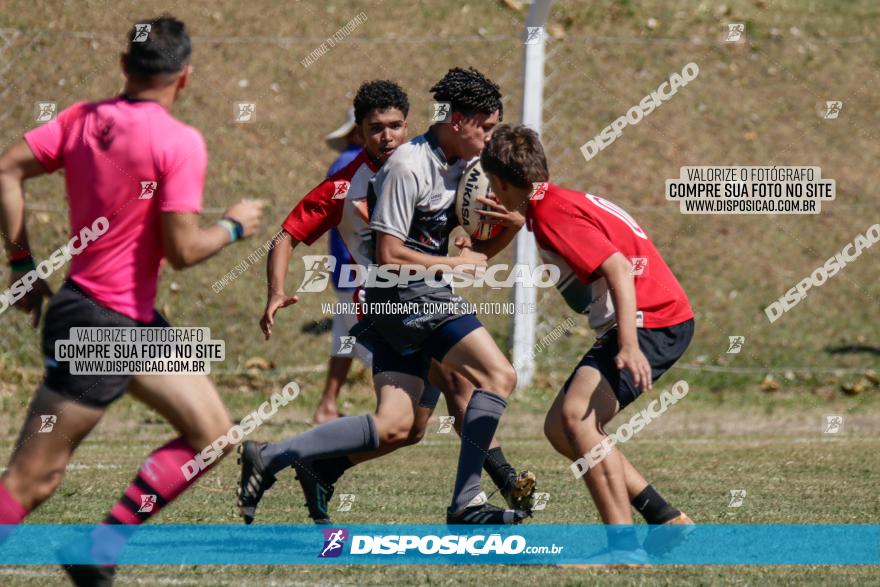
[455,161,504,241]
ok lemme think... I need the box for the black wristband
[10,256,36,272]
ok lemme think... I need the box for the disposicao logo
[319,528,348,558]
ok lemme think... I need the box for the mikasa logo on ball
[456,161,503,241]
[458,166,481,225]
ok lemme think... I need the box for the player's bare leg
[541,366,647,565]
[284,375,431,524]
[92,374,232,545]
[1,386,104,515]
[313,356,352,424]
[368,372,422,448]
[129,373,233,452]
[349,377,431,463]
[442,327,516,400]
[545,367,691,556]
[545,383,650,499]
[240,371,420,523]
[49,374,233,584]
[551,366,633,524]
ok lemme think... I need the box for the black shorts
[41,280,170,408]
[562,318,695,409]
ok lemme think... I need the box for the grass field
[1,0,879,584]
[1,377,879,585]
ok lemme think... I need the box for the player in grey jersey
[237,68,532,525]
[356,68,529,523]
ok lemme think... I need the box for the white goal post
[511,0,554,389]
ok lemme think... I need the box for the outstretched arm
[260,230,300,339]
[375,232,487,274]
[160,199,264,269]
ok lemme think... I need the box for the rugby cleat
[500,470,537,513]
[643,511,695,555]
[57,527,124,585]
[237,441,276,525]
[293,460,334,524]
[61,564,116,587]
[446,491,528,525]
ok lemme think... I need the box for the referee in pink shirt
[0,16,262,586]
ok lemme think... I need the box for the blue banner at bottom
[0,525,877,565]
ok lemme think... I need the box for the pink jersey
[527,183,693,329]
[24,97,207,321]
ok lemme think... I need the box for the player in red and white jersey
[247,81,531,526]
[480,125,695,559]
[531,188,693,333]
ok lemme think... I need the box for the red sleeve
[23,102,86,173]
[281,179,346,245]
[534,212,618,283]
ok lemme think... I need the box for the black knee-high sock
[483,446,516,491]
[631,485,680,524]
[311,455,355,485]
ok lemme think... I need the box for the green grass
[1,383,879,585]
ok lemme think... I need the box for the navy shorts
[354,313,482,385]
[41,279,170,408]
[562,318,695,409]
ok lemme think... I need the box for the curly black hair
[430,67,503,119]
[353,80,410,124]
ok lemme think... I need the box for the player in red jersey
[246,81,532,525]
[480,125,695,559]
[0,18,262,585]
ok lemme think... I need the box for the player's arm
[598,252,652,392]
[537,215,651,391]
[161,199,263,269]
[372,160,486,273]
[260,229,300,340]
[0,140,53,326]
[375,231,487,273]
[260,179,344,338]
[159,129,264,269]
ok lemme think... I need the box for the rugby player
[315,107,365,424]
[361,67,528,524]
[480,125,695,557]
[244,79,533,525]
[0,17,263,585]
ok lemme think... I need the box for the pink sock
[105,437,208,525]
[0,481,28,524]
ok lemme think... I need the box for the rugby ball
[456,161,504,241]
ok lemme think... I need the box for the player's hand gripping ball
[455,161,505,241]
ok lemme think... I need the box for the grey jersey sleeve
[369,158,420,242]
